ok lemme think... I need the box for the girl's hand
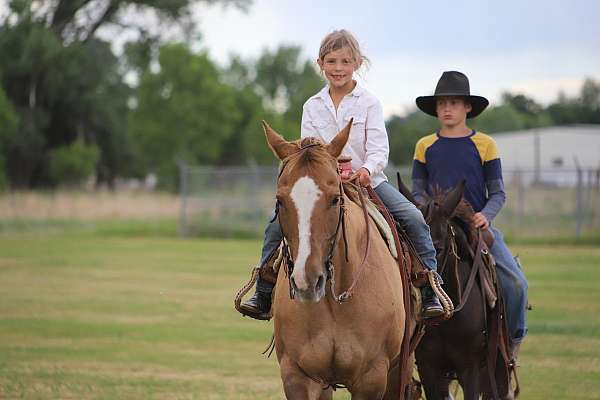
[471,212,489,230]
[351,167,371,187]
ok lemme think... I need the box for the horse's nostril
[316,274,325,291]
[290,276,298,291]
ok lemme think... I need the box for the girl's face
[318,47,359,91]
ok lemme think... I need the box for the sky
[191,0,600,116]
[1,0,598,118]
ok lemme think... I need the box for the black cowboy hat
[416,71,489,119]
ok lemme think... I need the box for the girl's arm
[362,100,389,176]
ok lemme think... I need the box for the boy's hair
[318,29,370,68]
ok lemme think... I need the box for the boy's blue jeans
[489,226,528,346]
[256,180,438,293]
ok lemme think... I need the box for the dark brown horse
[263,121,415,399]
[397,180,513,400]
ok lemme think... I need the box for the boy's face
[435,96,472,128]
[318,47,359,91]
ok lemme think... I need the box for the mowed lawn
[0,234,599,399]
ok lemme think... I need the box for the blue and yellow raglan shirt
[411,130,506,222]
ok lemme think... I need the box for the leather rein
[434,219,488,314]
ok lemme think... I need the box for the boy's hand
[471,212,489,230]
[351,167,371,187]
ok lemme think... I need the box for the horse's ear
[396,172,421,207]
[326,118,352,158]
[441,180,465,217]
[262,121,296,160]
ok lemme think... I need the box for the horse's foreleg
[318,387,333,400]
[280,356,326,400]
[457,365,481,400]
[349,360,388,400]
[417,364,451,400]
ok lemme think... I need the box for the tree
[499,92,552,129]
[218,56,276,165]
[470,104,526,133]
[544,78,600,125]
[48,140,100,187]
[0,0,252,188]
[0,85,17,190]
[387,111,439,166]
[254,46,324,139]
[128,43,240,187]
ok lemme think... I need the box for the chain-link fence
[179,163,600,239]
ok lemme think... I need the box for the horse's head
[262,120,352,302]
[421,182,466,253]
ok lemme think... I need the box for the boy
[411,71,528,360]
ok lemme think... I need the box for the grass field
[0,232,599,399]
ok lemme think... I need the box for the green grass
[0,218,179,238]
[0,235,599,399]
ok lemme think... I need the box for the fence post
[179,161,189,237]
[575,162,583,238]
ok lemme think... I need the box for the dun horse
[262,120,412,400]
[397,180,513,400]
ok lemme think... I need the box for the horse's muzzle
[290,272,327,303]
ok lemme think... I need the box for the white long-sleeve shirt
[300,83,389,188]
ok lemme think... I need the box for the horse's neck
[331,197,370,286]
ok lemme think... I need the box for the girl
[240,29,443,319]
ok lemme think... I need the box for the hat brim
[416,94,489,119]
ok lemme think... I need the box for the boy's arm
[480,138,506,223]
[361,100,388,176]
[411,139,429,204]
[480,179,506,223]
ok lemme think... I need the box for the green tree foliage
[0,0,250,189]
[218,56,275,165]
[387,112,439,166]
[547,78,600,125]
[0,86,18,190]
[253,46,324,138]
[217,46,323,166]
[128,43,240,187]
[48,140,100,186]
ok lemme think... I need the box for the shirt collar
[316,81,364,99]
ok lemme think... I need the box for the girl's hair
[318,29,370,69]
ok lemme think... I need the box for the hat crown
[434,71,471,96]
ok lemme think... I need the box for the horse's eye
[331,196,340,206]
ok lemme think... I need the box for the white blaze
[290,176,322,291]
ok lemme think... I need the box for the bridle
[273,142,370,303]
[424,202,488,314]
